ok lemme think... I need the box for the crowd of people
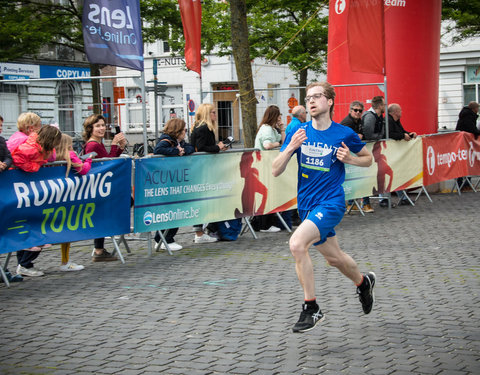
[2,83,478,332]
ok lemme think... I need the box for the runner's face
[306,87,331,118]
[92,119,106,139]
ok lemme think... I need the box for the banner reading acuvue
[0,159,132,253]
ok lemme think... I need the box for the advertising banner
[423,132,480,186]
[133,151,297,232]
[82,0,144,71]
[344,138,423,199]
[0,159,132,254]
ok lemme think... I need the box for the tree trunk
[229,0,257,148]
[298,68,308,106]
[90,63,102,115]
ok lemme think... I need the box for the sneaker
[60,262,85,271]
[27,246,42,251]
[398,199,410,206]
[40,244,52,248]
[362,204,374,213]
[194,234,218,243]
[292,304,325,333]
[260,226,281,233]
[357,272,376,314]
[16,265,44,277]
[379,200,396,208]
[160,242,183,251]
[92,249,118,262]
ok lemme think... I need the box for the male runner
[272,82,376,333]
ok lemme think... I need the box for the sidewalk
[0,192,479,374]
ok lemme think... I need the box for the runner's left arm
[336,142,372,167]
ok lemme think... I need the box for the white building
[439,36,480,130]
[116,41,320,143]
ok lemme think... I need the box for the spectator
[190,103,224,243]
[0,115,12,172]
[387,103,417,141]
[83,114,127,261]
[7,112,42,153]
[456,101,479,137]
[12,125,62,277]
[362,96,385,141]
[153,118,195,251]
[254,105,286,232]
[286,105,307,135]
[455,101,479,191]
[341,101,374,213]
[56,134,93,271]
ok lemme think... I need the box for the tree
[229,0,258,148]
[442,0,480,43]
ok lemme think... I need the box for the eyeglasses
[352,108,363,113]
[305,93,326,103]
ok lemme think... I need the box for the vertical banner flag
[347,0,385,75]
[178,0,202,76]
[82,0,144,71]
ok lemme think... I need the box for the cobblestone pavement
[0,192,479,375]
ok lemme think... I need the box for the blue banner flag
[0,159,132,253]
[82,0,144,71]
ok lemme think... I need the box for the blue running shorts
[298,203,345,246]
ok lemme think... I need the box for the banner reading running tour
[0,158,132,253]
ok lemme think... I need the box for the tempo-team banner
[133,151,298,233]
[423,132,480,186]
[0,159,132,254]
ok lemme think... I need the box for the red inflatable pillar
[327,0,442,135]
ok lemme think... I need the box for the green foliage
[442,0,480,43]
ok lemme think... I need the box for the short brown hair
[306,81,336,118]
[83,114,105,142]
[163,118,186,139]
[371,96,385,110]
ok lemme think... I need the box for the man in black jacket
[456,101,479,137]
[387,103,417,141]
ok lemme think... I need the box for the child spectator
[0,115,13,172]
[11,125,62,277]
[153,118,194,251]
[56,134,93,271]
[7,112,42,153]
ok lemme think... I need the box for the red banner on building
[347,0,385,75]
[178,0,202,76]
[423,132,480,186]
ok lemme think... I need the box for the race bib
[300,144,333,172]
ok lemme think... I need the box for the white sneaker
[59,262,85,271]
[194,233,218,243]
[16,265,44,277]
[160,242,183,251]
[260,226,281,233]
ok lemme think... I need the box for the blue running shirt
[280,120,365,210]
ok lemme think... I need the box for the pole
[140,70,148,155]
[384,75,389,140]
[153,58,159,140]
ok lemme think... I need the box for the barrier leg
[415,186,433,203]
[241,217,258,239]
[275,212,292,233]
[399,190,415,206]
[465,177,477,192]
[0,264,9,287]
[111,236,125,264]
[154,230,172,256]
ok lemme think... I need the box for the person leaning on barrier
[254,105,288,233]
[341,101,374,213]
[153,118,195,251]
[0,115,12,172]
[456,101,480,138]
[83,114,127,262]
[387,103,417,142]
[189,103,223,244]
[286,105,307,135]
[455,101,479,191]
[361,95,385,141]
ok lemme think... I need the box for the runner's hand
[336,142,351,163]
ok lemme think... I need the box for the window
[163,41,170,53]
[58,81,75,134]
